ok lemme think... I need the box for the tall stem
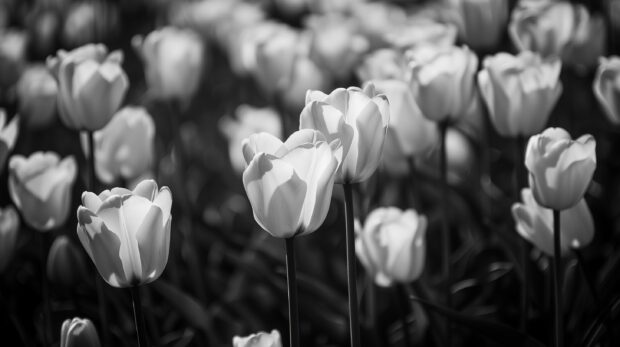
[344,182,361,347]
[439,121,452,346]
[130,286,148,347]
[39,234,51,346]
[513,136,529,332]
[397,285,412,347]
[285,238,300,347]
[552,210,563,347]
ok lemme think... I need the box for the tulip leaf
[581,294,620,347]
[152,280,212,336]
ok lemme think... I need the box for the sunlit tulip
[512,188,594,256]
[76,180,172,288]
[242,129,340,238]
[133,27,205,104]
[233,330,282,347]
[451,0,509,51]
[16,65,58,128]
[300,84,389,183]
[47,44,129,131]
[0,206,19,273]
[356,49,409,83]
[478,51,562,137]
[47,235,87,290]
[525,128,596,210]
[60,317,101,347]
[355,207,427,286]
[0,110,19,170]
[593,56,620,125]
[9,152,77,231]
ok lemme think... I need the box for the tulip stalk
[438,121,452,345]
[344,182,361,347]
[552,210,563,347]
[39,233,52,346]
[513,136,529,332]
[130,286,148,347]
[284,238,300,347]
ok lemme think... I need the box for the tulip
[383,19,458,51]
[355,207,427,286]
[0,110,19,171]
[349,1,408,48]
[451,0,509,51]
[47,44,129,131]
[478,51,562,137]
[76,179,172,288]
[525,127,596,210]
[233,330,282,347]
[225,21,285,77]
[9,152,77,231]
[561,11,606,71]
[0,206,19,273]
[300,83,390,183]
[26,9,61,59]
[593,56,620,125]
[60,317,101,347]
[47,235,87,290]
[356,49,409,83]
[0,29,27,95]
[242,129,340,238]
[16,64,58,129]
[512,188,594,256]
[62,2,120,48]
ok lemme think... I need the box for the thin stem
[39,234,51,346]
[397,285,412,347]
[344,182,361,347]
[439,121,452,346]
[87,131,97,192]
[552,210,563,347]
[285,238,300,347]
[130,286,148,347]
[513,136,529,332]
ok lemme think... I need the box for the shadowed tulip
[233,330,282,347]
[60,317,101,347]
[451,0,509,51]
[47,235,87,290]
[0,206,19,273]
[16,65,58,129]
[593,56,620,125]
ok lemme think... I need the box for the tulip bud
[356,49,409,83]
[478,51,562,137]
[8,152,77,231]
[355,207,427,286]
[0,110,19,171]
[76,179,172,288]
[16,65,58,129]
[525,128,596,210]
[300,83,390,183]
[62,2,120,49]
[0,206,19,273]
[60,317,101,347]
[242,129,340,238]
[512,188,594,256]
[47,235,87,290]
[451,0,509,51]
[593,56,620,125]
[233,330,282,347]
[47,44,129,131]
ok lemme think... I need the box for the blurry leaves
[152,280,212,339]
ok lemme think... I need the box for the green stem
[130,286,148,347]
[552,210,563,347]
[439,121,452,346]
[344,182,361,347]
[39,234,51,346]
[397,285,412,347]
[513,136,529,332]
[285,238,300,347]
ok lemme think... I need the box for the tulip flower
[0,110,19,171]
[47,235,87,290]
[355,207,427,286]
[62,2,120,49]
[76,179,172,288]
[525,128,596,210]
[60,317,101,347]
[383,19,458,51]
[242,129,340,238]
[0,206,19,273]
[512,188,594,256]
[16,65,58,129]
[478,51,562,137]
[300,83,389,183]
[47,44,129,131]
[9,152,77,231]
[0,29,27,96]
[451,0,509,51]
[233,330,282,347]
[356,49,410,83]
[224,21,286,77]
[593,56,620,125]
[349,1,408,48]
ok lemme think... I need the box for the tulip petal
[153,187,172,225]
[241,132,284,165]
[135,205,167,283]
[132,179,158,201]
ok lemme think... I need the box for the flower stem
[285,237,300,347]
[513,136,529,332]
[344,182,361,347]
[130,286,148,347]
[397,285,412,347]
[39,233,51,346]
[439,121,451,346]
[87,131,97,192]
[552,210,563,347]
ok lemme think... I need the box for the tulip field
[1,0,620,346]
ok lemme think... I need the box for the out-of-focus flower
[81,106,155,185]
[349,1,407,49]
[609,0,620,32]
[0,206,19,273]
[47,235,87,290]
[0,110,19,171]
[0,29,27,98]
[512,188,594,256]
[274,0,307,18]
[8,152,77,231]
[525,128,596,210]
[442,128,476,184]
[219,105,282,174]
[133,27,205,105]
[561,11,606,71]
[47,44,128,131]
[450,0,509,51]
[26,8,61,59]
[409,45,478,123]
[356,49,409,83]
[60,317,101,347]
[301,83,389,183]
[16,65,58,128]
[242,129,339,238]
[77,180,172,288]
[593,56,620,125]
[233,329,282,347]
[384,19,457,51]
[225,21,285,76]
[62,1,120,49]
[355,207,427,286]
[478,51,562,137]
[309,0,367,14]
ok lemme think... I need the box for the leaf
[152,280,212,335]
[581,294,620,347]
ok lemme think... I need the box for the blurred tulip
[225,21,285,77]
[0,29,27,100]
[525,128,596,210]
[16,65,58,129]
[274,0,307,18]
[478,51,562,137]
[512,188,594,256]
[233,329,282,347]
[301,84,389,183]
[609,0,620,32]
[561,11,606,71]
[349,1,407,48]
[310,0,367,14]
[0,206,19,273]
[26,8,61,59]
[219,105,282,174]
[451,0,509,51]
[383,19,458,51]
[76,180,172,288]
[242,129,340,238]
[60,317,101,347]
[62,1,120,49]
[355,207,427,286]
[8,152,77,231]
[0,110,19,171]
[593,56,620,125]
[356,49,409,83]
[47,44,129,131]
[47,235,87,290]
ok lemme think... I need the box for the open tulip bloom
[233,329,282,347]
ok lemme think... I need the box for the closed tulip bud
[525,128,596,210]
[512,188,594,256]
[47,235,87,290]
[0,110,19,171]
[60,317,101,347]
[451,0,509,51]
[252,26,299,95]
[593,56,620,125]
[9,152,77,231]
[356,49,409,83]
[133,27,205,105]
[478,51,562,137]
[47,44,129,131]
[242,129,340,238]
[0,206,19,273]
[16,65,58,129]
[76,180,172,288]
[300,83,389,183]
[233,330,282,347]
[409,45,478,123]
[355,207,427,286]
